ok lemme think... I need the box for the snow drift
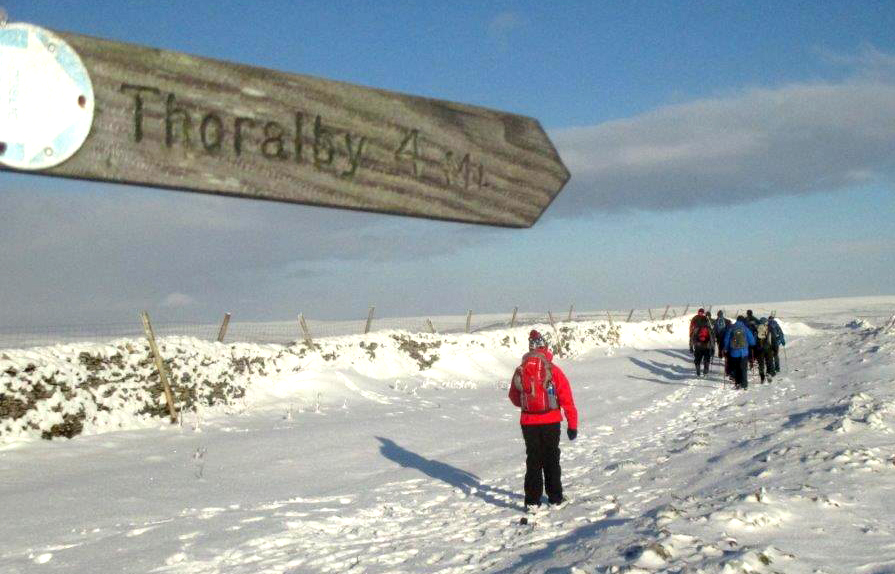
[0,317,812,442]
[2,299,895,574]
[0,317,731,442]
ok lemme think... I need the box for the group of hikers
[506,311,787,511]
[688,308,786,389]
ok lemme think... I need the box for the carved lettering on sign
[120,84,161,143]
[165,93,191,148]
[200,113,223,152]
[342,133,366,178]
[262,121,288,160]
[396,129,422,177]
[294,112,304,164]
[233,117,256,156]
[118,83,485,188]
[313,115,335,168]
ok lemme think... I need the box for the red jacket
[508,348,578,429]
[689,314,701,336]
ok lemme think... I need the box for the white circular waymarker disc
[0,22,94,170]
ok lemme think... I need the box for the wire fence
[0,306,702,350]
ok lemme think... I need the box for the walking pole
[783,346,788,372]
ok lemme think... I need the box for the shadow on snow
[375,436,522,510]
[488,512,633,574]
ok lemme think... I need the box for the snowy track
[2,298,895,573]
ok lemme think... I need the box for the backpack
[746,317,759,334]
[512,351,558,413]
[756,323,769,341]
[696,325,711,343]
[715,316,726,335]
[731,326,747,350]
[769,319,784,343]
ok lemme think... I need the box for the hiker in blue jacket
[767,314,786,375]
[724,315,756,389]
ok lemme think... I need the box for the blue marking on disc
[0,23,95,170]
[28,149,46,167]
[0,28,28,48]
[50,122,83,159]
[6,143,25,163]
[33,28,91,95]
[54,43,93,95]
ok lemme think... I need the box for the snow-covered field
[1,296,894,573]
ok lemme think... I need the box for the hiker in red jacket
[509,330,579,508]
[690,309,715,378]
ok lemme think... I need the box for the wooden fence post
[683,304,689,316]
[626,309,635,322]
[662,305,670,320]
[298,313,314,347]
[547,311,563,355]
[465,310,473,333]
[510,307,518,329]
[606,310,614,327]
[567,305,574,322]
[140,311,178,424]
[648,308,654,321]
[364,306,375,334]
[216,312,231,343]
[426,318,437,334]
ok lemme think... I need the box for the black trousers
[521,423,562,506]
[770,344,780,374]
[730,355,749,389]
[755,346,773,381]
[694,347,711,375]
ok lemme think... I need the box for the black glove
[567,428,577,441]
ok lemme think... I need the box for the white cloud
[0,180,495,324]
[161,293,195,308]
[817,43,895,82]
[488,12,524,51]
[550,69,895,215]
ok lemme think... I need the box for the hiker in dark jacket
[724,316,756,389]
[715,311,732,376]
[690,309,715,377]
[754,318,776,383]
[745,310,760,335]
[767,314,786,375]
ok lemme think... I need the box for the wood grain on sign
[24,30,570,227]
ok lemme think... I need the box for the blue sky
[2,1,894,325]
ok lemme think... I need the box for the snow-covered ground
[1,296,894,573]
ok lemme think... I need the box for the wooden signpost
[0,23,570,227]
